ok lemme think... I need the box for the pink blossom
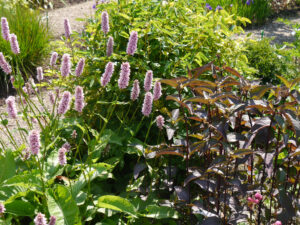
[60,54,71,77]
[5,96,17,119]
[126,31,138,55]
[142,92,153,117]
[29,130,41,155]
[101,62,114,87]
[64,19,72,39]
[0,203,5,214]
[31,117,38,124]
[254,192,263,201]
[50,52,58,67]
[72,130,77,139]
[144,70,153,92]
[62,142,71,152]
[0,52,12,74]
[106,36,114,56]
[156,115,165,129]
[101,11,109,34]
[49,92,55,105]
[153,81,162,100]
[48,216,56,225]
[34,213,47,225]
[58,147,67,165]
[118,62,130,89]
[9,34,20,54]
[75,58,85,77]
[130,79,140,101]
[75,86,84,113]
[58,91,71,115]
[37,67,43,82]
[272,221,282,225]
[1,17,10,41]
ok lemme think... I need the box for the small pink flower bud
[254,192,263,201]
[58,91,71,115]
[60,54,71,77]
[50,52,58,67]
[34,213,47,225]
[126,31,138,55]
[31,117,38,124]
[101,11,109,34]
[106,36,114,56]
[58,147,67,166]
[101,62,114,87]
[9,33,20,54]
[48,216,56,225]
[118,62,130,89]
[142,92,153,117]
[29,130,41,155]
[37,67,43,82]
[75,58,85,77]
[153,81,162,100]
[130,79,140,101]
[64,19,72,39]
[75,86,84,113]
[144,70,153,92]
[72,130,77,139]
[0,52,12,74]
[5,96,17,119]
[62,142,71,152]
[272,221,282,225]
[1,17,10,41]
[0,202,5,214]
[156,115,165,129]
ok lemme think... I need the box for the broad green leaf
[97,195,137,217]
[0,150,16,184]
[5,200,35,216]
[144,205,179,219]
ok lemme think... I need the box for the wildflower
[75,86,84,113]
[246,0,250,5]
[5,96,17,119]
[50,52,58,67]
[58,91,71,115]
[101,62,114,87]
[144,70,153,92]
[101,11,109,34]
[71,130,77,139]
[22,147,31,161]
[272,221,282,225]
[58,147,67,165]
[0,203,5,214]
[142,92,153,117]
[60,54,71,77]
[247,197,259,204]
[205,3,212,10]
[62,142,71,152]
[34,213,47,225]
[9,34,20,54]
[131,79,140,101]
[31,117,38,124]
[156,115,165,129]
[254,192,263,201]
[49,92,55,105]
[216,5,223,11]
[64,19,72,39]
[153,81,162,100]
[48,216,56,225]
[0,52,12,74]
[118,62,130,89]
[75,58,85,77]
[29,130,40,155]
[1,17,10,41]
[106,36,114,57]
[92,4,96,9]
[126,31,138,55]
[37,67,43,82]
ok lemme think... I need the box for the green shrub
[243,38,299,84]
[0,3,50,96]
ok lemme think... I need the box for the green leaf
[47,185,81,225]
[5,200,35,216]
[97,195,137,217]
[0,150,16,184]
[143,205,179,219]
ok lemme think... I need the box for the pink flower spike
[106,36,114,57]
[58,147,67,166]
[0,202,5,214]
[118,62,130,89]
[50,52,58,67]
[101,62,114,87]
[37,67,43,82]
[101,11,109,34]
[29,130,41,155]
[48,216,56,225]
[142,92,153,117]
[64,19,72,39]
[34,213,47,225]
[9,34,20,54]
[254,192,263,201]
[0,52,12,74]
[126,31,138,55]
[62,142,71,152]
[60,54,71,77]
[1,17,10,41]
[130,79,140,101]
[49,92,55,105]
[75,86,84,113]
[5,96,17,119]
[75,58,85,77]
[144,70,153,92]
[58,91,71,115]
[156,115,165,130]
[153,81,162,100]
